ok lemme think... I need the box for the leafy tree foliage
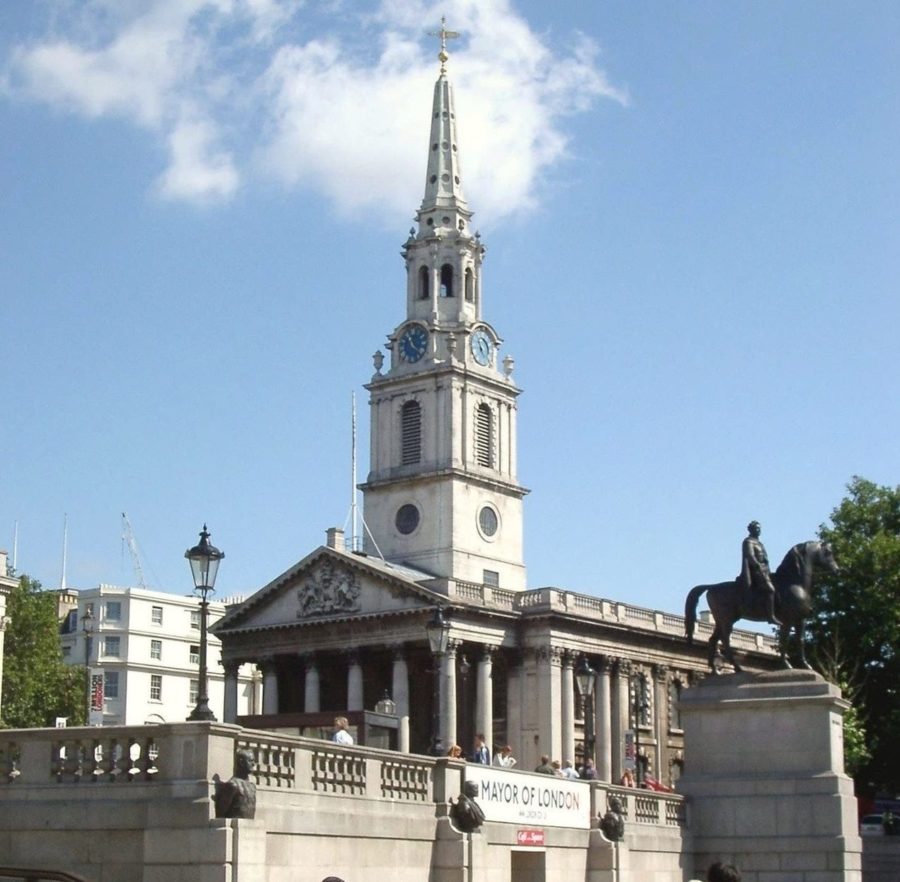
[1,574,85,728]
[810,477,900,791]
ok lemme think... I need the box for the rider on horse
[739,521,783,626]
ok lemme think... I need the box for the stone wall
[0,723,689,882]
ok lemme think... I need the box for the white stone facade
[0,550,18,721]
[59,585,259,726]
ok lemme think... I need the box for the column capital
[653,663,669,683]
[344,648,361,666]
[221,659,241,677]
[446,638,462,657]
[298,651,317,667]
[614,658,632,677]
[258,654,277,675]
[391,643,407,662]
[596,655,614,675]
[480,644,498,662]
[536,645,564,666]
[560,649,576,669]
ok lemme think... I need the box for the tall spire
[418,19,471,235]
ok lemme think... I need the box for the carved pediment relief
[297,558,361,619]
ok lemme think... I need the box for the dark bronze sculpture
[599,795,625,842]
[450,780,486,832]
[738,521,781,625]
[213,748,257,819]
[685,539,837,673]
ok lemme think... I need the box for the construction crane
[121,512,148,589]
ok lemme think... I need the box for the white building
[59,585,259,726]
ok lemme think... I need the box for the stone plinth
[678,669,862,881]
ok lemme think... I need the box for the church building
[213,40,776,784]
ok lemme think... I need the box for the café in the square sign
[464,766,591,829]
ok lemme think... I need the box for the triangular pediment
[213,546,443,635]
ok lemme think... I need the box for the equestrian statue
[684,521,838,673]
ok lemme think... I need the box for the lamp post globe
[186,524,224,722]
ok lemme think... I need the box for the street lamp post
[425,607,451,756]
[186,524,224,722]
[574,656,596,769]
[82,606,94,725]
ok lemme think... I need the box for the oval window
[396,504,420,535]
[478,506,498,537]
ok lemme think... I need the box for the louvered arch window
[401,400,422,465]
[475,403,493,468]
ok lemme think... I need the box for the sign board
[89,672,104,725]
[55,717,67,728]
[465,765,591,829]
[516,829,545,846]
[623,729,636,770]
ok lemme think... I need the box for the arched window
[475,403,493,468]
[668,679,683,731]
[418,266,430,300]
[400,401,422,465]
[440,263,454,297]
[464,268,474,302]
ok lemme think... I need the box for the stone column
[347,650,363,712]
[560,651,575,766]
[392,646,410,752]
[537,646,563,762]
[443,640,460,749]
[304,654,320,713]
[653,664,669,782]
[261,656,279,715]
[505,651,523,762]
[222,660,241,723]
[475,645,494,748]
[595,656,613,782]
[612,658,632,782]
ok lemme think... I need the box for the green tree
[1,574,85,728]
[810,477,900,791]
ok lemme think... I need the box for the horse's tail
[684,585,708,644]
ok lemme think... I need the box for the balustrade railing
[0,723,685,833]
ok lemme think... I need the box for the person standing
[493,745,517,768]
[471,733,491,764]
[534,754,556,775]
[332,716,354,745]
[561,759,580,780]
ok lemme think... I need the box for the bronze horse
[684,540,838,673]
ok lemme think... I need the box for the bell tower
[360,26,528,592]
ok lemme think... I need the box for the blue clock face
[399,325,428,363]
[471,329,493,366]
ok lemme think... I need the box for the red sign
[90,674,104,712]
[516,829,545,846]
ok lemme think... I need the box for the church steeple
[361,24,528,593]
[417,20,471,236]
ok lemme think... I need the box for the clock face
[399,325,428,363]
[471,328,493,366]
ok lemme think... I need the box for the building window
[478,506,499,537]
[465,267,474,301]
[105,601,122,621]
[103,636,121,658]
[439,263,454,297]
[190,610,201,630]
[62,645,72,658]
[190,645,200,666]
[632,673,652,728]
[150,639,162,660]
[669,679,683,731]
[483,569,500,587]
[85,602,94,617]
[189,680,199,705]
[475,403,493,468]
[418,266,430,300]
[395,504,420,535]
[151,605,163,625]
[105,671,119,699]
[400,400,422,465]
[150,674,162,702]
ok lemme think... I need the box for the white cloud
[4,0,625,218]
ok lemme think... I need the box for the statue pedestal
[677,670,861,881]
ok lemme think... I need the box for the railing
[0,723,684,834]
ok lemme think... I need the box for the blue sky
[2,0,898,621]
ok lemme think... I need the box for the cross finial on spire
[428,16,459,74]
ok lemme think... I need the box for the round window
[478,506,498,537]
[396,504,420,535]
